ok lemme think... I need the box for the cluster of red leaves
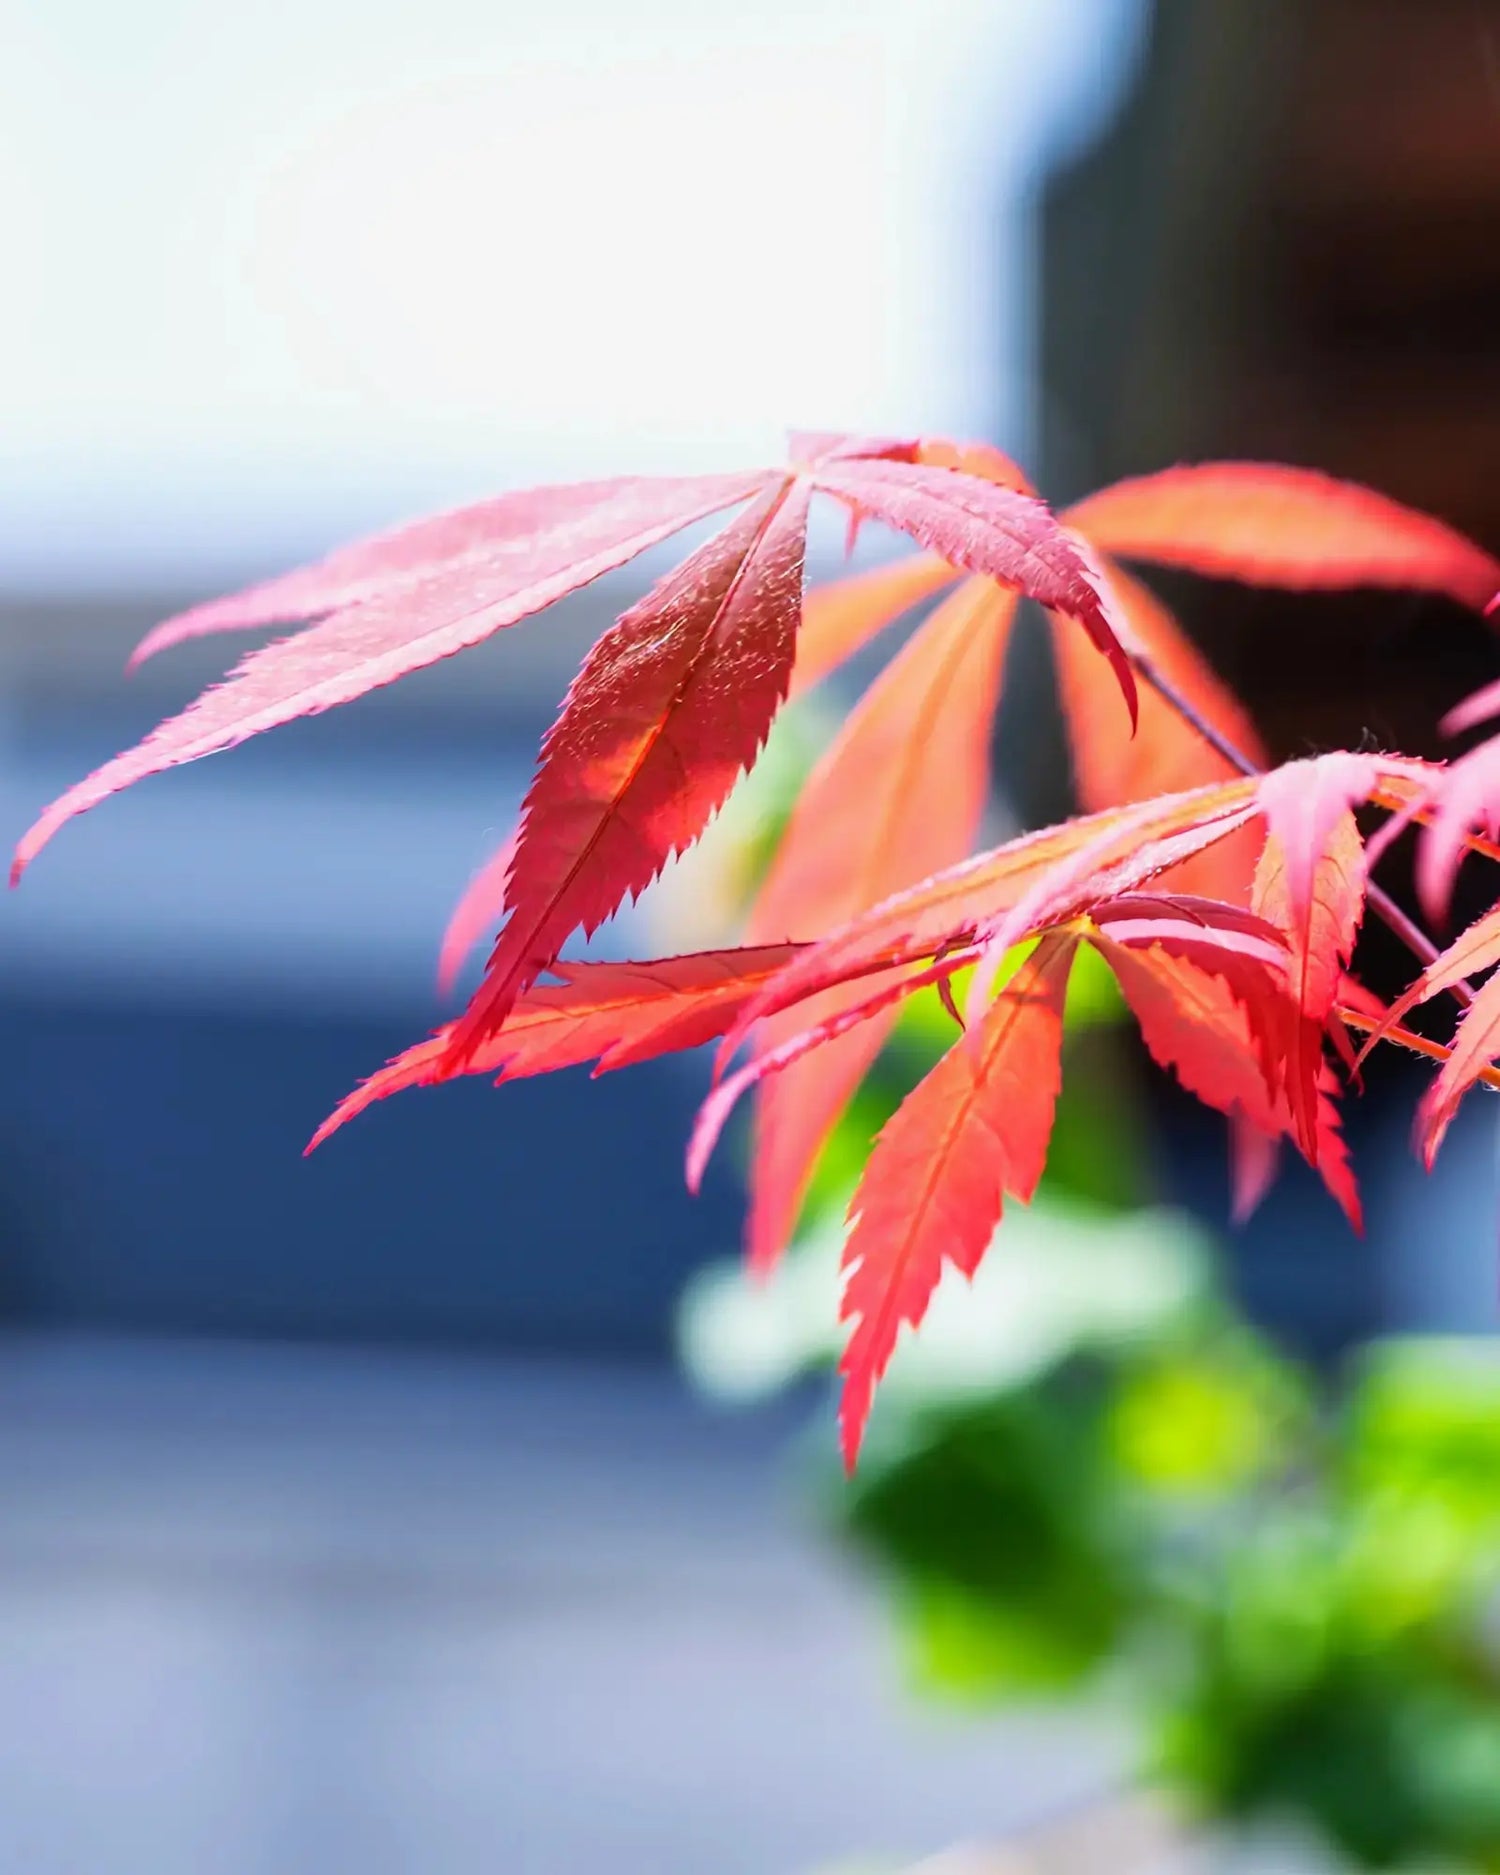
[17,433,1500,1466]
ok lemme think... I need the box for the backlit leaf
[1049,557,1267,902]
[440,483,813,1064]
[1252,785,1368,1161]
[740,582,1017,1269]
[310,943,801,1150]
[128,471,771,665]
[1065,463,1500,610]
[837,934,1077,1468]
[811,457,1137,727]
[15,472,779,880]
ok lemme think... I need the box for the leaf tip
[686,1075,744,1194]
[836,1388,868,1475]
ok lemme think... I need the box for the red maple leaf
[22,429,1500,1468]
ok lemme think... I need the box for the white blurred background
[0,4,1151,1871]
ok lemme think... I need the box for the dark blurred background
[2,1,1499,1868]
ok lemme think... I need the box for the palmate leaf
[690,893,1291,1179]
[308,764,1418,1459]
[685,892,1295,1464]
[729,749,1428,1064]
[737,458,1497,1257]
[33,414,1500,1472]
[696,455,1495,1277]
[714,780,1268,1058]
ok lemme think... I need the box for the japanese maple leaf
[676,889,1294,1464]
[727,458,1497,1268]
[718,757,1424,1074]
[13,432,1132,1062]
[310,786,1272,1157]
[793,456,1500,866]
[312,761,1427,1461]
[708,749,1426,1285]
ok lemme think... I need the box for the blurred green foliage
[673,691,1500,1871]
[685,1173,1500,1870]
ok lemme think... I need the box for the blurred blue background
[2,0,1499,1868]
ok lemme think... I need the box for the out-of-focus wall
[1034,0,1500,1348]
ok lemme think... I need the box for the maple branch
[1336,1005,1500,1092]
[1127,646,1473,1009]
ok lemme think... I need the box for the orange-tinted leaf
[754,580,1017,947]
[789,555,957,698]
[1102,942,1279,1121]
[744,1015,894,1274]
[836,934,1076,1469]
[437,826,519,995]
[1049,557,1267,902]
[1416,969,1500,1168]
[1065,463,1500,610]
[310,942,801,1149]
[1416,732,1500,920]
[812,457,1138,727]
[1103,939,1360,1229]
[912,438,1033,493]
[1252,776,1369,1161]
[15,473,777,881]
[1357,901,1500,1068]
[687,956,964,1194]
[742,581,1018,1270]
[726,781,1262,1059]
[1230,1118,1280,1224]
[1312,1068,1363,1232]
[964,801,1266,1021]
[440,484,813,1066]
[1089,897,1291,1089]
[1440,675,1500,739]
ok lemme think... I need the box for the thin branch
[1338,1005,1500,1090]
[1128,645,1473,1010]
